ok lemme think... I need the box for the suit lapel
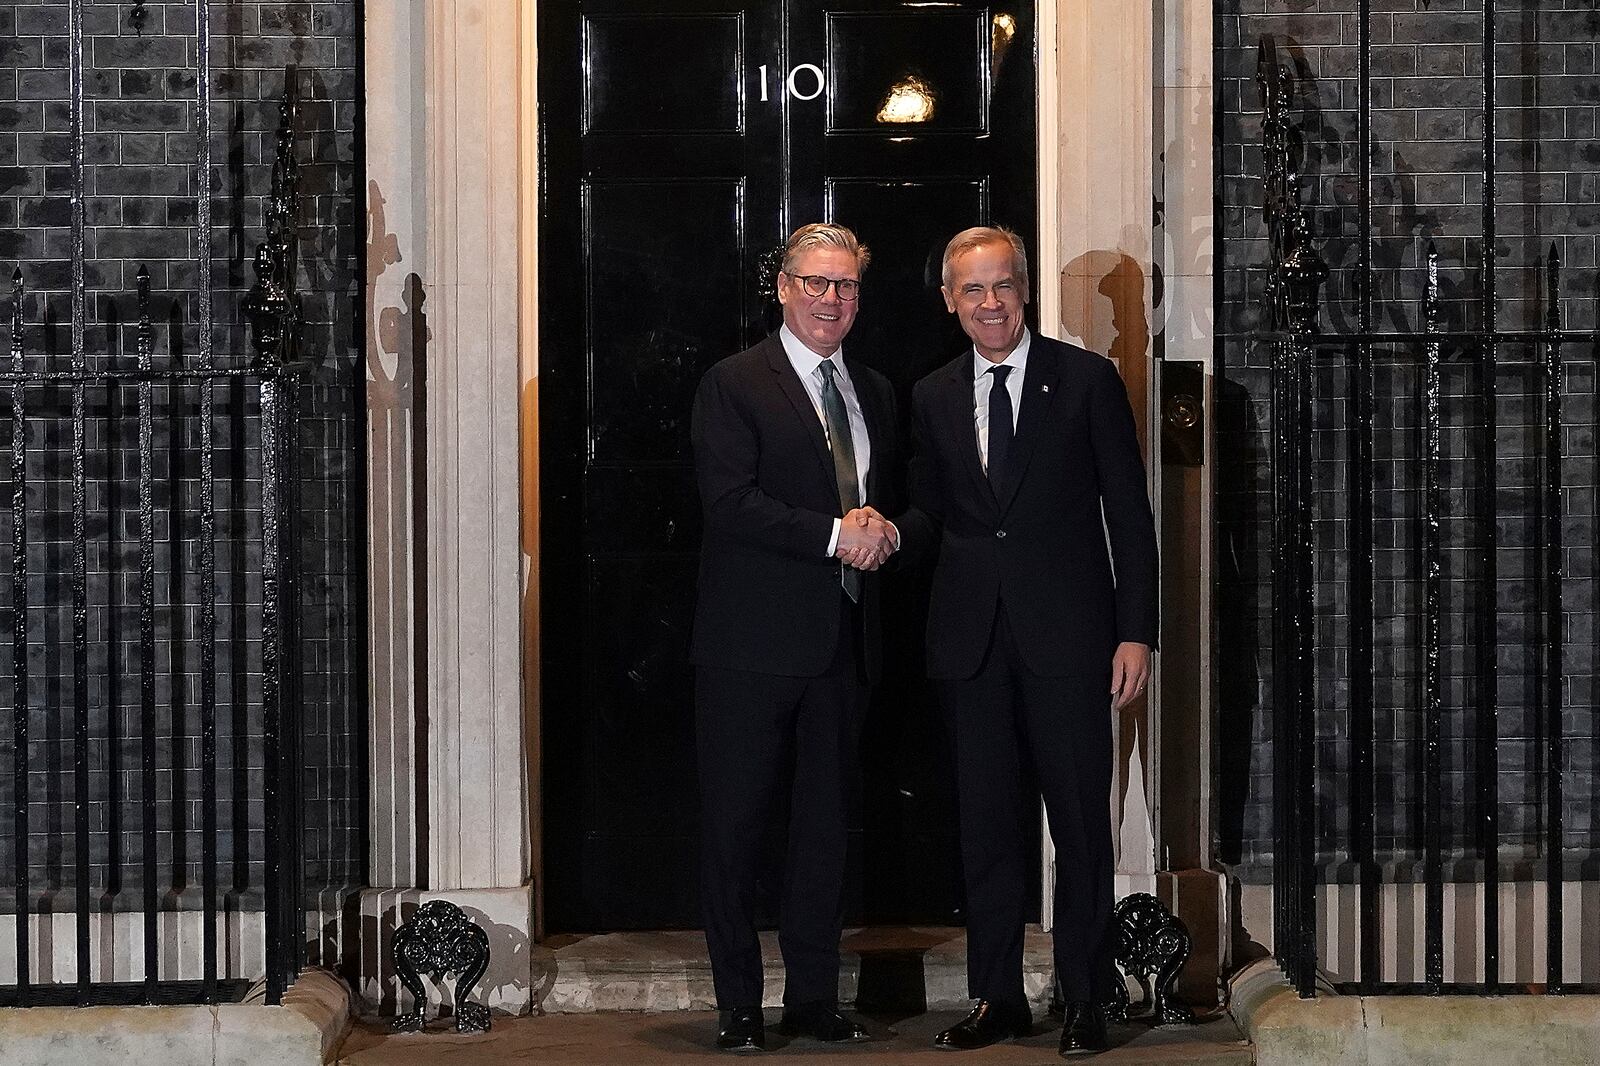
[764,336,835,486]
[995,341,1061,515]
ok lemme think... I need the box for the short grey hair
[782,222,871,274]
[941,226,1029,295]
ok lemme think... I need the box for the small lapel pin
[1040,384,1050,393]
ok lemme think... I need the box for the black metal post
[9,271,29,1006]
[68,0,91,1000]
[1258,36,1328,997]
[138,283,159,999]
[195,0,221,1002]
[246,68,305,1006]
[1542,246,1564,992]
[1478,0,1502,993]
[1422,244,1444,993]
[1294,333,1317,999]
[1353,0,1378,995]
[260,372,287,1005]
[1270,333,1298,991]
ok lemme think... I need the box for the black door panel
[542,0,1036,932]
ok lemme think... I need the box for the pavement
[335,1009,1252,1065]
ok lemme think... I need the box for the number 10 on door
[757,64,826,102]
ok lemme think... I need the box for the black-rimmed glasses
[783,272,861,301]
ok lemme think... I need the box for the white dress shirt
[778,326,873,556]
[972,328,1031,471]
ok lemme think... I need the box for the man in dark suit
[690,223,902,1053]
[899,227,1158,1057]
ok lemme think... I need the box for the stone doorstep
[1228,957,1600,1066]
[0,969,353,1066]
[535,926,1056,1014]
[337,1009,1253,1066]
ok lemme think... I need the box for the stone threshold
[338,1009,1252,1065]
[0,969,352,1066]
[1229,957,1600,1066]
[535,926,1056,1014]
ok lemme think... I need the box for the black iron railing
[1259,24,1594,997]
[0,32,309,1008]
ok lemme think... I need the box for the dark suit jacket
[690,333,903,683]
[898,334,1159,681]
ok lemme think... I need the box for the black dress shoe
[1058,1001,1108,1057]
[934,999,1031,1050]
[716,1007,766,1053]
[777,1003,870,1042]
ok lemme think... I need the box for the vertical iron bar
[1354,0,1378,995]
[284,374,305,983]
[10,271,29,1005]
[1543,246,1563,991]
[70,377,91,996]
[1271,335,1295,991]
[1273,331,1317,998]
[247,68,303,1004]
[260,373,285,1005]
[1295,336,1316,999]
[69,0,90,1002]
[196,0,220,1001]
[138,308,158,1000]
[1422,245,1444,992]
[1478,0,1501,991]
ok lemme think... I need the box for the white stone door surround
[351,0,1214,1014]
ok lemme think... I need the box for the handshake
[836,506,896,572]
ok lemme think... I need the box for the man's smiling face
[778,245,862,357]
[942,241,1029,363]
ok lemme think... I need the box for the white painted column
[1054,0,1160,902]
[421,0,527,896]
[354,0,534,1016]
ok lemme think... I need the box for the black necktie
[986,364,1014,490]
[817,360,862,603]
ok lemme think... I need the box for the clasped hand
[836,506,895,571]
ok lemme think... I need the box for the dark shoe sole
[1059,1042,1106,1057]
[934,1031,1029,1051]
[778,1026,870,1043]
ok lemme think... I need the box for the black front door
[539,0,1037,932]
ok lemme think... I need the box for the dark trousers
[696,599,865,1009]
[940,605,1115,1008]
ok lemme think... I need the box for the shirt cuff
[827,517,842,557]
[885,520,900,552]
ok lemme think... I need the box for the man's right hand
[836,507,895,571]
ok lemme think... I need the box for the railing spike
[1546,244,1561,334]
[9,269,21,370]
[135,265,153,370]
[1424,242,1441,334]
[245,66,305,369]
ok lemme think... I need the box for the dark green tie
[816,360,862,603]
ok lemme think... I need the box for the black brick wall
[0,2,363,911]
[1218,0,1600,878]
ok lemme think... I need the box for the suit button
[996,530,1007,539]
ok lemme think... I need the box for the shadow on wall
[1060,250,1149,368]
[1058,250,1152,853]
[363,178,432,892]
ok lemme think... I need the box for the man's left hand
[1110,642,1152,710]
